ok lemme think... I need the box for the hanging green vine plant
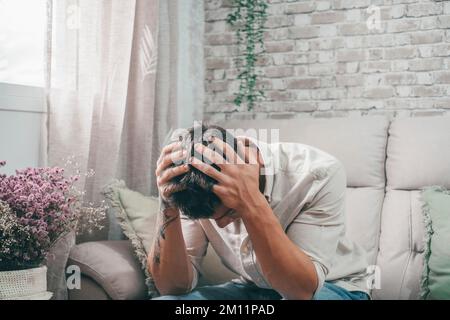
[227,0,268,111]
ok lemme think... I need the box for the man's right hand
[155,142,190,205]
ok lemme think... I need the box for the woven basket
[0,266,53,300]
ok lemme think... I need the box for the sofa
[67,115,450,300]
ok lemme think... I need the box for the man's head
[166,124,238,224]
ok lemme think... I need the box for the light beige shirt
[180,138,370,297]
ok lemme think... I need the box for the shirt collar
[237,136,275,203]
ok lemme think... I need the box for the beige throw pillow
[102,180,159,298]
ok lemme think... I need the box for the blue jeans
[153,281,370,300]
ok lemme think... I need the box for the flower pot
[0,266,53,300]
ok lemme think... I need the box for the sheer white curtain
[45,0,204,239]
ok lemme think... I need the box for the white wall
[0,83,46,175]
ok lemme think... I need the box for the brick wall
[204,0,450,121]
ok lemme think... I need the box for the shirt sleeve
[180,215,209,290]
[285,164,347,294]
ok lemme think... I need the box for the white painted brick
[344,36,364,49]
[362,34,394,47]
[368,48,384,60]
[271,79,288,90]
[318,51,335,63]
[432,44,450,57]
[406,2,442,18]
[384,47,416,60]
[339,23,369,36]
[318,25,338,37]
[285,78,321,89]
[345,9,362,21]
[264,66,295,78]
[384,72,416,85]
[360,61,391,73]
[395,86,412,98]
[337,49,367,62]
[421,17,438,30]
[334,0,371,10]
[288,26,319,39]
[265,28,289,41]
[309,63,337,76]
[267,90,295,101]
[394,33,411,46]
[309,38,345,50]
[315,1,332,11]
[266,15,295,28]
[416,72,433,85]
[265,40,295,53]
[435,71,450,84]
[386,19,421,33]
[294,90,312,100]
[391,59,409,72]
[311,88,346,100]
[286,2,315,14]
[320,77,336,88]
[295,66,308,76]
[336,74,364,87]
[267,3,288,15]
[347,87,364,98]
[294,41,310,52]
[365,74,384,86]
[410,30,444,44]
[412,86,445,97]
[408,58,443,71]
[445,2,450,15]
[381,5,405,20]
[347,62,360,73]
[294,14,312,26]
[418,46,433,59]
[311,11,346,24]
[438,16,450,29]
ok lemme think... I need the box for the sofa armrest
[67,240,148,300]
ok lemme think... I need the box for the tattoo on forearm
[152,210,178,265]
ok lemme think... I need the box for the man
[148,124,370,300]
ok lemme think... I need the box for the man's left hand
[190,137,263,215]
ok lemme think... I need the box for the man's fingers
[237,139,259,165]
[212,184,227,197]
[158,164,190,186]
[156,149,187,176]
[158,142,182,162]
[194,143,228,166]
[210,137,244,164]
[189,158,227,183]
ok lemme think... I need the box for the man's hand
[190,137,264,215]
[155,142,190,207]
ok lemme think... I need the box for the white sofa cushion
[387,116,450,190]
[221,116,389,188]
[374,190,425,300]
[345,187,384,265]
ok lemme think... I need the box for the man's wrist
[159,197,180,217]
[238,191,269,219]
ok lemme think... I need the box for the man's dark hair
[167,124,237,219]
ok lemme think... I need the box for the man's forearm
[148,207,195,295]
[240,193,318,300]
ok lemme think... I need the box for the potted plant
[0,160,107,300]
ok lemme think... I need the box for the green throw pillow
[421,186,450,300]
[102,179,160,298]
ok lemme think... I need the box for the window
[0,0,47,87]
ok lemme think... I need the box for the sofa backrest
[374,116,450,300]
[221,117,389,266]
